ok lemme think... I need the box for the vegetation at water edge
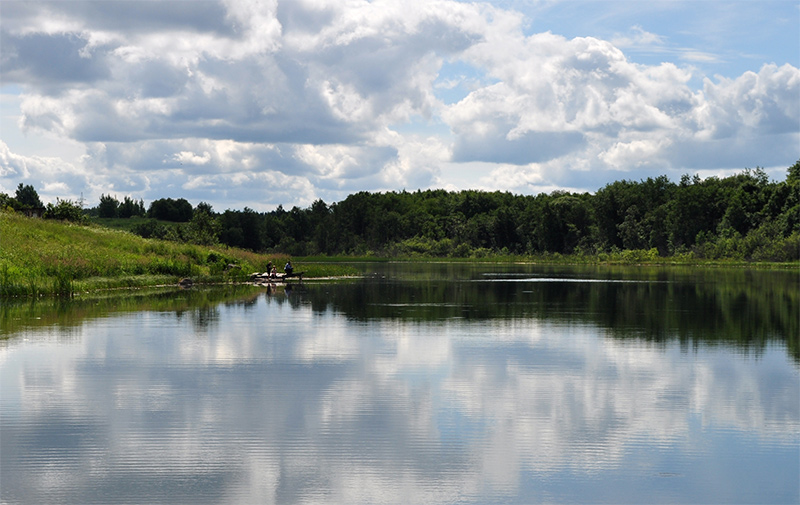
[0,211,355,298]
[2,162,798,298]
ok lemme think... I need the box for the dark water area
[1,264,798,504]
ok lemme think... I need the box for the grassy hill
[0,211,287,297]
[90,216,156,233]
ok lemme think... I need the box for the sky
[1,0,798,212]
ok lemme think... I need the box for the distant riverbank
[2,211,797,298]
[295,251,800,269]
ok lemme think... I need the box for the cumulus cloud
[0,140,96,201]
[447,25,798,189]
[0,0,797,208]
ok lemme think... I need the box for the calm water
[1,264,798,504]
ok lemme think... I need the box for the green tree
[98,194,119,218]
[15,183,43,209]
[132,220,169,240]
[164,162,798,259]
[186,202,220,245]
[44,199,87,224]
[118,196,145,218]
[718,168,770,237]
[1,192,20,211]
[667,175,726,251]
[148,198,193,222]
[309,199,332,254]
[217,208,263,251]
[618,204,646,250]
[778,161,800,235]
[534,193,592,254]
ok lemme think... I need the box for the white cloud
[599,137,673,169]
[0,139,102,203]
[173,150,212,166]
[444,32,697,166]
[0,0,798,208]
[680,50,720,63]
[697,63,800,138]
[611,25,665,48]
[444,22,798,188]
[0,140,26,180]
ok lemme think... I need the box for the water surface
[1,265,798,504]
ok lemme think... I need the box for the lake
[1,263,798,504]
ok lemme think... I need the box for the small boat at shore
[249,271,304,283]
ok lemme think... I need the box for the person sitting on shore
[284,261,293,276]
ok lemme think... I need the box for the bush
[44,199,87,224]
[148,198,193,222]
[619,248,660,263]
[751,231,800,262]
[133,220,169,239]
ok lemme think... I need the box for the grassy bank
[296,249,799,269]
[90,216,154,232]
[0,212,354,298]
[4,211,795,298]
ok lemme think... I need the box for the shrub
[44,199,87,224]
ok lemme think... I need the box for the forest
[3,161,799,262]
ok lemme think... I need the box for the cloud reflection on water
[1,291,798,504]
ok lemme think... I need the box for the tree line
[3,161,798,261]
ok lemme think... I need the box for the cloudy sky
[1,0,798,211]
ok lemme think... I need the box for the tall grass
[0,211,297,297]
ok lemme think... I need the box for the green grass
[90,216,156,232]
[297,250,799,269]
[1,212,356,298]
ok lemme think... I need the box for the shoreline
[2,258,796,300]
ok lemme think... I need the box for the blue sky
[1,0,798,211]
[517,1,797,71]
